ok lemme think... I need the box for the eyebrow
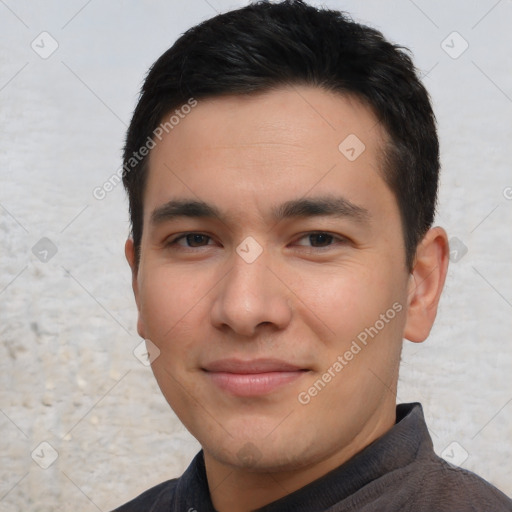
[150,196,370,226]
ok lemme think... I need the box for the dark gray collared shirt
[112,403,512,511]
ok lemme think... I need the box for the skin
[125,85,449,511]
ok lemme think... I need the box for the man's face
[128,86,413,472]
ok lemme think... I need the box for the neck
[204,407,396,512]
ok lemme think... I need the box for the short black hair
[123,0,439,270]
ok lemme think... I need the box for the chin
[203,425,322,473]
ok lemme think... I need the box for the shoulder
[437,462,511,509]
[111,478,178,512]
[405,454,512,511]
[352,450,512,512]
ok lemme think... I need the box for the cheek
[139,265,209,349]
[298,268,407,409]
[297,260,407,357]
[297,264,381,328]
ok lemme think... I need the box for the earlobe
[403,227,449,343]
[125,238,146,339]
[125,238,140,308]
[125,238,138,282]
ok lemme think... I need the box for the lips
[202,358,308,397]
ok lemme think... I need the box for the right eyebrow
[150,199,222,226]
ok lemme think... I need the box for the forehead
[144,85,394,227]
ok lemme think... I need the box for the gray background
[1,0,511,510]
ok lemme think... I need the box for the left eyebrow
[149,195,371,227]
[270,196,370,223]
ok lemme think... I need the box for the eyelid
[292,231,348,246]
[165,231,349,250]
[165,232,216,248]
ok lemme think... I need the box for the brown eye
[294,232,345,249]
[166,233,213,248]
[183,234,210,247]
[308,233,334,247]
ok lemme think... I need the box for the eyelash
[165,232,348,251]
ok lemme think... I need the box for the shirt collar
[170,402,432,511]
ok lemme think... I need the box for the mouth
[202,358,309,397]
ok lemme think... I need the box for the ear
[125,238,146,339]
[403,227,449,343]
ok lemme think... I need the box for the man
[114,1,512,510]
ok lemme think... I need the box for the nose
[210,249,293,338]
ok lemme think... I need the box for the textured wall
[1,1,511,510]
